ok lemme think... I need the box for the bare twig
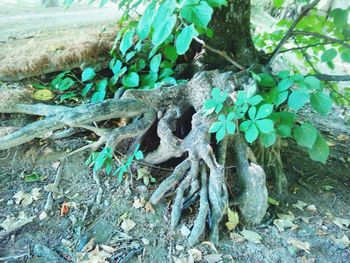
[268,0,320,66]
[292,30,350,49]
[193,37,245,70]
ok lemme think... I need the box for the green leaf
[293,122,317,149]
[150,54,162,73]
[153,0,176,29]
[310,92,332,115]
[120,30,135,57]
[82,83,93,97]
[256,119,274,134]
[277,70,290,79]
[277,78,293,92]
[248,95,263,105]
[273,0,285,8]
[307,133,329,164]
[209,122,223,133]
[180,1,213,28]
[82,67,96,82]
[57,78,75,91]
[288,90,310,111]
[152,15,177,48]
[340,50,350,63]
[135,150,144,160]
[122,72,139,88]
[164,45,179,61]
[240,120,252,132]
[256,104,273,119]
[176,24,199,55]
[330,8,348,28]
[258,73,276,87]
[304,76,321,90]
[321,48,337,62]
[245,123,259,143]
[226,121,236,134]
[275,91,288,107]
[277,124,291,137]
[206,0,227,7]
[136,1,156,40]
[248,106,257,120]
[216,125,226,142]
[259,132,276,147]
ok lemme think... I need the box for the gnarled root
[233,134,268,225]
[148,111,228,245]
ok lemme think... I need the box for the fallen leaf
[0,212,35,232]
[187,248,202,262]
[241,229,262,244]
[142,238,150,245]
[133,198,145,209]
[298,256,316,263]
[268,197,279,206]
[77,244,112,263]
[331,235,350,249]
[292,200,307,211]
[100,244,117,253]
[287,238,310,254]
[225,207,239,231]
[277,212,295,221]
[145,202,155,214]
[32,89,55,101]
[203,254,223,263]
[23,173,47,183]
[172,256,188,263]
[337,134,349,141]
[200,241,218,252]
[13,187,42,206]
[274,219,298,232]
[121,219,136,232]
[60,201,69,216]
[230,232,245,243]
[81,238,95,253]
[306,205,317,213]
[333,217,350,229]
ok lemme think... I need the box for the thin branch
[193,37,245,71]
[314,74,350,82]
[278,38,350,54]
[268,0,320,66]
[292,30,350,49]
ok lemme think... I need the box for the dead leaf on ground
[60,201,69,216]
[333,217,350,229]
[200,241,218,253]
[133,197,145,209]
[203,254,223,263]
[306,204,317,213]
[13,187,42,206]
[331,235,350,249]
[298,256,316,263]
[292,200,308,211]
[145,202,155,214]
[77,244,113,263]
[287,238,311,254]
[187,248,202,262]
[121,219,136,232]
[230,232,245,243]
[240,229,262,244]
[172,256,188,263]
[274,218,298,232]
[0,211,35,232]
[225,207,239,231]
[277,212,295,221]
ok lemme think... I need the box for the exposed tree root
[0,70,269,245]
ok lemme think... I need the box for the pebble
[142,238,150,245]
[7,200,14,205]
[175,245,184,251]
[180,225,191,237]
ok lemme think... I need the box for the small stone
[104,200,110,206]
[180,225,191,237]
[7,200,14,205]
[39,211,48,220]
[142,238,150,245]
[175,245,184,251]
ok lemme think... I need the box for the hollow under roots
[0,70,269,245]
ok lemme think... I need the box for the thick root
[233,134,268,225]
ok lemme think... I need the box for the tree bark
[205,0,259,68]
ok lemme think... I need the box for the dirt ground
[0,1,350,262]
[0,104,350,262]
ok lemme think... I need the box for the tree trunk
[205,0,259,68]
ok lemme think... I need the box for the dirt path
[0,1,121,81]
